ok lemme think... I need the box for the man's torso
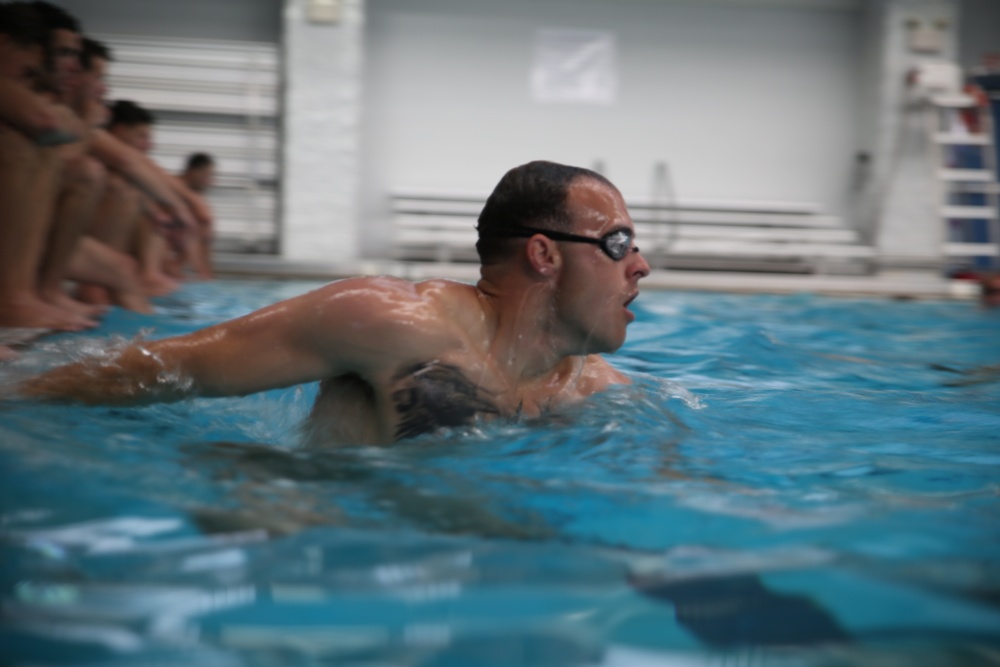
[302,281,621,445]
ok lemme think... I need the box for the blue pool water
[1,279,999,666]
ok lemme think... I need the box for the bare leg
[88,172,140,251]
[67,237,152,314]
[38,152,107,322]
[133,215,179,297]
[199,220,215,279]
[176,221,214,280]
[0,126,92,331]
[81,173,158,309]
[162,228,184,279]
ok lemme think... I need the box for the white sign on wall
[531,29,617,105]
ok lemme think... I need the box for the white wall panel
[55,0,281,42]
[98,35,281,251]
[280,0,365,263]
[54,0,282,252]
[359,0,866,258]
[959,0,1000,72]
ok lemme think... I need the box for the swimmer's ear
[526,233,561,277]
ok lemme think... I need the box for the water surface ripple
[1,281,999,666]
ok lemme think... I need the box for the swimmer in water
[980,272,1000,309]
[17,161,651,444]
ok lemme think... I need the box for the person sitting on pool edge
[17,160,652,444]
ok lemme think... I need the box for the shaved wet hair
[476,160,612,265]
[81,36,111,71]
[0,2,48,47]
[29,1,79,33]
[109,99,155,127]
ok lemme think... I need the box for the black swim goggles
[479,225,638,261]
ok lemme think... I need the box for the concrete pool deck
[213,253,981,300]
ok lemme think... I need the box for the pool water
[1,279,999,666]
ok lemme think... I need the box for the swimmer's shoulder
[413,278,480,300]
[313,276,470,302]
[578,354,631,394]
[532,355,629,410]
[310,276,478,317]
[306,276,430,313]
[305,276,475,343]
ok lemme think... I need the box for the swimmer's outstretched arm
[19,277,451,406]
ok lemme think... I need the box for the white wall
[56,0,282,42]
[359,0,867,257]
[870,0,959,263]
[65,0,976,265]
[959,0,1000,72]
[281,0,365,262]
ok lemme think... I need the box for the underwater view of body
[1,278,999,666]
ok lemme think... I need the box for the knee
[116,250,140,278]
[63,155,107,193]
[0,126,45,168]
[88,239,139,278]
[104,171,141,206]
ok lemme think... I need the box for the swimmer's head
[475,160,614,265]
[0,3,47,86]
[477,161,649,355]
[980,273,1000,308]
[30,1,82,97]
[183,153,217,193]
[109,100,155,153]
[78,38,111,109]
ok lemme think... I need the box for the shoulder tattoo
[391,362,500,440]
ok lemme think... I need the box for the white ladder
[929,93,1000,268]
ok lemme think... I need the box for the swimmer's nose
[630,247,651,279]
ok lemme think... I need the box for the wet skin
[0,41,44,86]
[302,277,620,444]
[50,29,82,102]
[306,180,650,444]
[20,178,651,444]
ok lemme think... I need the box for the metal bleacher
[99,35,877,273]
[391,190,876,274]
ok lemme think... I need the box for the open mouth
[624,293,639,308]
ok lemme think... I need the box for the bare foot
[0,295,96,331]
[162,256,183,279]
[113,290,154,315]
[0,345,18,362]
[76,282,113,307]
[42,288,108,320]
[142,272,179,297]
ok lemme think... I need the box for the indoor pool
[1,279,999,666]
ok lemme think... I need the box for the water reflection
[3,284,1000,665]
[630,572,850,647]
[182,440,559,541]
[8,523,1000,666]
